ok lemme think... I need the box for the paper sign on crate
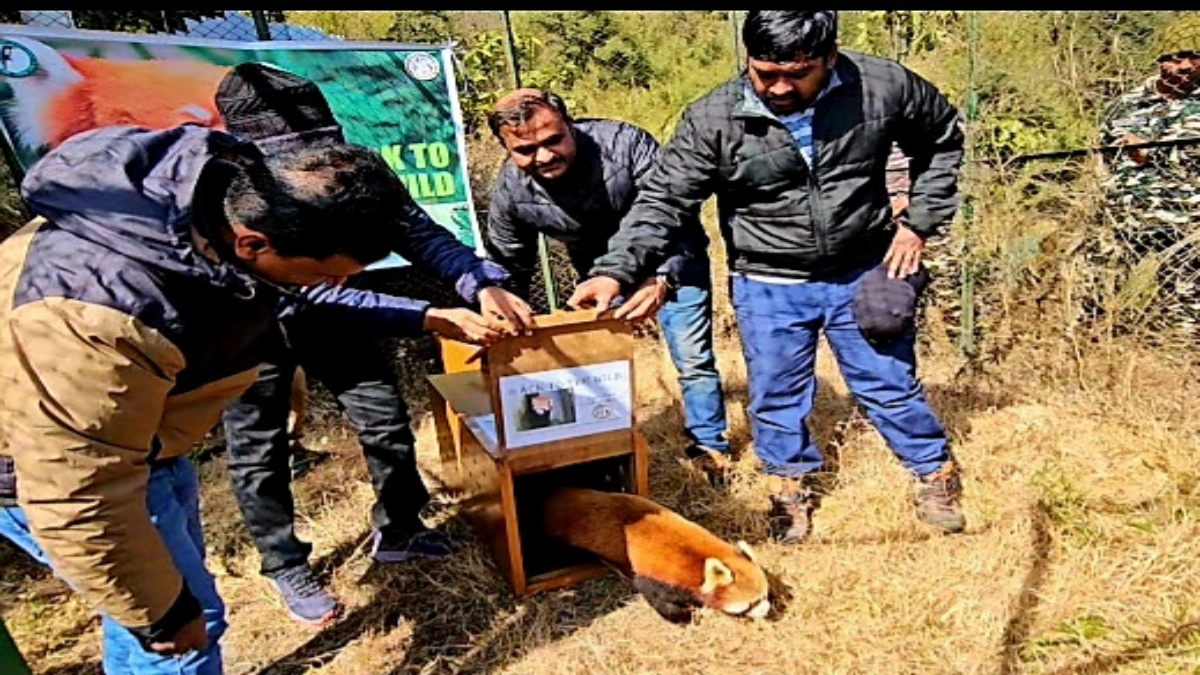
[497,360,633,449]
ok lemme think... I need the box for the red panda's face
[698,540,771,619]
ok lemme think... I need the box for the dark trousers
[222,322,430,577]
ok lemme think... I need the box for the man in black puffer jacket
[484,89,732,481]
[570,10,967,543]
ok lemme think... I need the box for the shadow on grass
[997,500,1053,675]
[992,499,1200,675]
[1039,619,1200,675]
[41,665,102,675]
[254,514,639,675]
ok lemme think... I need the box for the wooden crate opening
[513,453,637,580]
[427,310,647,596]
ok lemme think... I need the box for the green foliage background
[0,10,1194,351]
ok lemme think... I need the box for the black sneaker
[370,527,456,564]
[271,564,341,626]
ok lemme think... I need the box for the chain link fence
[1,10,1199,367]
[0,10,584,409]
[17,11,75,30]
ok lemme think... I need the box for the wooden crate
[428,310,649,596]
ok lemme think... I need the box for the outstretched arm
[391,191,535,332]
[572,109,720,311]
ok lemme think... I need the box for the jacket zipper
[737,84,835,260]
[804,152,829,259]
[776,124,829,259]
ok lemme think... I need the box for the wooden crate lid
[437,309,637,457]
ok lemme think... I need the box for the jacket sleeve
[483,178,539,298]
[390,189,510,304]
[6,299,199,644]
[282,284,432,337]
[894,68,966,238]
[590,109,720,289]
[624,126,693,287]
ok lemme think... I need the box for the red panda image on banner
[1,36,228,155]
[539,487,771,624]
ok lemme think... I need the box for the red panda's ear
[701,558,734,594]
[736,540,758,563]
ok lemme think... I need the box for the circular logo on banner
[591,403,614,420]
[405,52,440,82]
[0,40,38,78]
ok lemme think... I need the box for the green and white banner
[0,24,482,266]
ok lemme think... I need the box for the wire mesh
[1,10,1198,363]
[16,11,75,30]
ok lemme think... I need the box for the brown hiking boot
[915,461,966,534]
[680,444,734,488]
[766,475,820,544]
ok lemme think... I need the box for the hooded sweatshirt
[0,123,441,643]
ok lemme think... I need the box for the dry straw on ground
[6,277,1200,674]
[6,148,1200,675]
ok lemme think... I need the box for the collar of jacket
[190,218,304,302]
[732,53,857,121]
[188,171,266,301]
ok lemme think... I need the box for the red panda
[539,486,771,623]
[2,36,228,153]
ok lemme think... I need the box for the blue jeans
[0,458,225,674]
[657,273,730,453]
[731,269,951,478]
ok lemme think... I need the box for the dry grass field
[3,10,1197,675]
[6,240,1200,675]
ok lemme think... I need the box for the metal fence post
[251,10,271,41]
[959,11,981,360]
[502,10,522,90]
[729,11,741,74]
[501,10,558,312]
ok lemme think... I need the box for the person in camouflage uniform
[1099,16,1200,338]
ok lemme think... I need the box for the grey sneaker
[271,564,341,626]
[371,527,456,564]
[915,461,966,534]
[767,475,820,544]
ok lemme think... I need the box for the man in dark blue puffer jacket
[212,63,535,627]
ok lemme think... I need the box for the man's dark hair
[486,89,572,141]
[742,11,838,63]
[223,143,404,265]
